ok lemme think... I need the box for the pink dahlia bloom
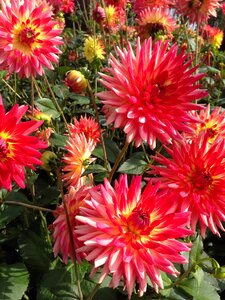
[98,38,207,148]
[175,0,221,24]
[185,104,225,144]
[133,0,174,15]
[52,185,90,263]
[151,134,225,237]
[76,175,192,298]
[0,96,46,190]
[0,0,63,78]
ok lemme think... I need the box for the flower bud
[41,151,57,171]
[65,70,87,94]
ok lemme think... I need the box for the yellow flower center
[12,20,40,54]
[0,133,14,161]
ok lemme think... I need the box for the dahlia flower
[62,133,96,188]
[98,38,207,148]
[0,96,46,190]
[151,134,225,237]
[104,5,125,32]
[202,25,223,49]
[52,185,90,263]
[76,175,192,298]
[68,116,100,146]
[83,36,105,63]
[185,104,225,144]
[136,7,176,40]
[0,0,63,78]
[133,0,173,15]
[175,0,221,24]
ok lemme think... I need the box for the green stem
[43,73,71,135]
[4,201,54,213]
[87,283,101,300]
[56,169,83,300]
[87,81,109,171]
[2,78,22,100]
[31,76,35,115]
[108,142,129,182]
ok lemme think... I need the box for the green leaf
[50,133,68,147]
[0,192,27,227]
[93,287,117,300]
[189,235,203,266]
[0,263,29,300]
[36,98,60,119]
[69,94,90,105]
[37,268,79,300]
[104,138,120,163]
[82,164,108,175]
[18,230,51,277]
[178,268,220,300]
[53,85,69,100]
[118,152,148,175]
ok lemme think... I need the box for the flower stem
[87,81,109,171]
[87,283,101,300]
[108,142,129,182]
[43,73,71,135]
[56,169,83,300]
[4,201,54,213]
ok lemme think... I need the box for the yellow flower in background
[83,36,105,63]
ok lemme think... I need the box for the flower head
[98,38,207,148]
[52,185,90,263]
[103,5,125,32]
[186,104,225,144]
[0,96,46,190]
[202,25,223,49]
[64,70,87,94]
[151,134,225,237]
[83,36,105,63]
[76,175,192,298]
[0,0,63,78]
[136,7,176,40]
[175,0,221,24]
[62,133,96,188]
[133,0,173,15]
[68,116,100,145]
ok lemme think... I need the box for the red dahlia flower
[98,38,207,148]
[175,0,221,24]
[0,0,63,78]
[151,134,225,237]
[76,175,192,298]
[0,96,46,190]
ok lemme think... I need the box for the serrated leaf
[53,85,69,100]
[178,268,220,300]
[37,268,79,300]
[189,235,203,266]
[118,152,148,175]
[0,263,29,300]
[18,230,51,276]
[36,98,60,119]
